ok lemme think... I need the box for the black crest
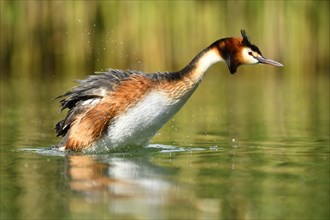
[240,29,262,55]
[241,30,250,45]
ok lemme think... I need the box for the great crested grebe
[55,30,283,152]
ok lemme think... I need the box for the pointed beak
[255,56,283,66]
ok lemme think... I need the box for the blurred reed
[0,1,329,79]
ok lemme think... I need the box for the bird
[54,30,283,152]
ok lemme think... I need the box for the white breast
[88,89,194,152]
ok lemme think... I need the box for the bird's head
[215,30,283,74]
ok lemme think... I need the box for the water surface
[1,73,329,220]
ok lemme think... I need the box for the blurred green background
[1,0,329,79]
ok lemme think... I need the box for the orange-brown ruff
[55,30,283,152]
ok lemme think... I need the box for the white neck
[197,48,224,72]
[189,48,224,81]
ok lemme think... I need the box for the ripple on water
[18,143,211,156]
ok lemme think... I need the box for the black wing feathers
[54,69,138,137]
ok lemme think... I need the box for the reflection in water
[65,153,219,219]
[5,140,330,220]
